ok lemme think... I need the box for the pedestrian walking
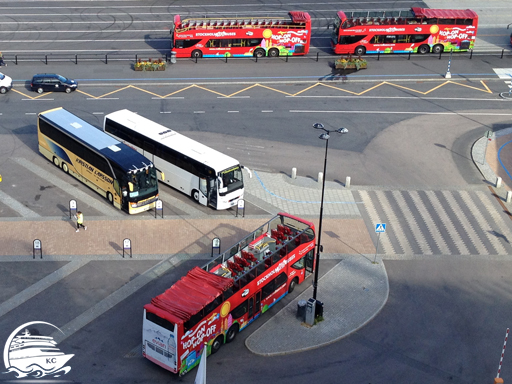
[75,211,87,232]
[0,52,6,67]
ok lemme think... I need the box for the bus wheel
[418,44,430,54]
[226,324,239,343]
[254,48,266,58]
[288,277,298,293]
[107,192,114,205]
[191,50,203,58]
[52,157,59,167]
[61,162,69,173]
[211,336,223,354]
[268,48,279,57]
[354,46,366,56]
[432,44,444,54]
[192,189,199,202]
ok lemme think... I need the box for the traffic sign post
[33,239,42,259]
[373,223,386,264]
[69,199,77,220]
[154,200,163,218]
[123,238,132,258]
[211,237,221,257]
[236,199,245,217]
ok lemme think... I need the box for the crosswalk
[357,189,512,256]
[493,68,512,96]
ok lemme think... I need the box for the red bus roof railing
[411,7,478,20]
[174,11,310,33]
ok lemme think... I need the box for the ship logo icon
[3,321,74,379]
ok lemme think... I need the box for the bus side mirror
[128,182,134,192]
[156,168,165,181]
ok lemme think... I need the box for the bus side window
[231,300,248,319]
[184,309,204,331]
[384,35,396,44]
[370,35,381,44]
[220,39,231,48]
[223,286,234,301]
[291,256,305,270]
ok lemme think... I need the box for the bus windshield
[129,168,158,199]
[219,165,243,196]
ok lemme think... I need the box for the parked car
[30,73,78,94]
[0,72,12,94]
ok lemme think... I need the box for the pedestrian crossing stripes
[357,189,512,256]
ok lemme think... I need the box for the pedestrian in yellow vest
[75,211,87,232]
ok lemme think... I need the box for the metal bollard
[507,191,512,203]
[318,172,323,184]
[75,54,78,64]
[496,177,502,188]
[501,49,504,59]
[345,176,351,188]
[291,167,297,179]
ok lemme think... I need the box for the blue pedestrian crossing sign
[375,223,386,233]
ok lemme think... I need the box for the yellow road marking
[13,80,495,99]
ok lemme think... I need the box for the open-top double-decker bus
[171,11,311,58]
[142,213,316,375]
[331,7,478,55]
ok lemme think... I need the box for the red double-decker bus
[142,213,316,376]
[331,7,478,55]
[171,11,311,58]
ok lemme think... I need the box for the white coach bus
[103,110,245,210]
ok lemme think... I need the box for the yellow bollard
[0,174,2,182]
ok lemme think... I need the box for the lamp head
[319,133,330,140]
[313,123,325,130]
[336,127,349,134]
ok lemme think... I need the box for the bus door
[198,177,208,206]
[305,249,314,277]
[247,291,262,321]
[208,177,217,208]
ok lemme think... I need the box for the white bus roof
[104,110,240,172]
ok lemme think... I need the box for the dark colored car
[31,73,78,94]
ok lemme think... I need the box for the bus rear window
[146,311,175,332]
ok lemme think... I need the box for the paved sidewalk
[0,166,385,355]
[246,254,388,355]
[473,126,512,195]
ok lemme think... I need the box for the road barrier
[2,49,511,66]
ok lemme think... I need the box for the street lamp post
[312,123,348,302]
